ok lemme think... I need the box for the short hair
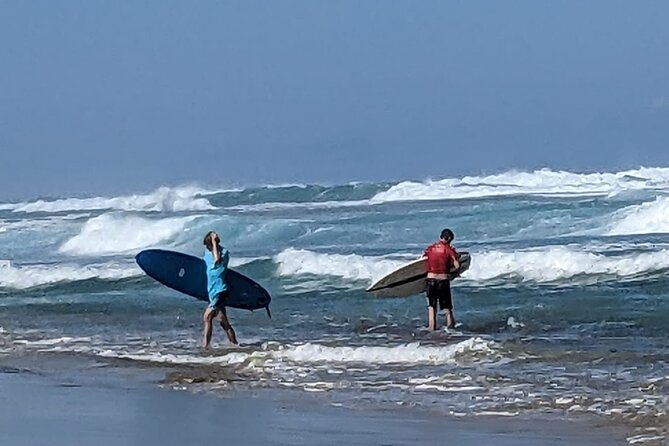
[203,231,220,251]
[440,228,454,242]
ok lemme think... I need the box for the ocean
[1,167,667,444]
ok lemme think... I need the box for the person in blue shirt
[202,231,238,348]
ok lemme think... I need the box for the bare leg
[202,307,216,348]
[444,309,455,329]
[216,310,238,345]
[427,306,437,331]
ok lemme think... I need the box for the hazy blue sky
[1,1,668,200]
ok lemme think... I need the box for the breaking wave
[59,213,201,256]
[274,246,669,286]
[275,248,408,282]
[0,260,140,290]
[6,186,216,213]
[371,167,669,203]
[467,246,669,284]
[608,196,669,235]
[30,336,495,366]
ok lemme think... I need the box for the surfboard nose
[135,249,162,271]
[135,249,155,268]
[135,250,148,270]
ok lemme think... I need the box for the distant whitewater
[4,166,669,213]
[2,166,669,290]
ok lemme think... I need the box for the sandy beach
[0,359,627,446]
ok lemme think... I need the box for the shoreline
[0,353,630,446]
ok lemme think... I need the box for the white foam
[8,186,215,213]
[264,183,308,189]
[627,435,666,445]
[276,245,669,286]
[417,384,484,392]
[274,337,493,364]
[608,196,669,235]
[6,167,669,215]
[371,167,669,203]
[59,213,200,256]
[0,261,140,289]
[275,248,407,282]
[0,214,91,234]
[96,349,252,366]
[36,337,495,366]
[474,411,520,417]
[13,336,92,346]
[227,167,669,211]
[466,246,669,284]
[409,375,473,385]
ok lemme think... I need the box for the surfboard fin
[265,306,272,319]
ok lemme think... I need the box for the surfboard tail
[265,306,272,319]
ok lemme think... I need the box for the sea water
[1,167,667,441]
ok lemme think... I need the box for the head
[203,231,220,252]
[440,228,454,243]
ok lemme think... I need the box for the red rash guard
[423,241,458,274]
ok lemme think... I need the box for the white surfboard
[366,252,470,298]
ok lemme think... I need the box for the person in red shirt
[423,228,460,330]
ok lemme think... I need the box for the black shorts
[426,279,452,310]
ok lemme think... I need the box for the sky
[1,1,668,200]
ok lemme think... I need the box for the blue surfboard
[135,249,271,317]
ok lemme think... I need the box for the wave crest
[275,248,407,282]
[371,167,669,203]
[31,337,494,365]
[274,246,669,286]
[59,213,200,256]
[8,186,215,213]
[608,196,669,235]
[468,246,669,284]
[0,261,140,290]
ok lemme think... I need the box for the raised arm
[211,233,220,264]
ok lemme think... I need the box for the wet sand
[0,364,626,446]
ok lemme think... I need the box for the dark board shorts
[425,279,452,310]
